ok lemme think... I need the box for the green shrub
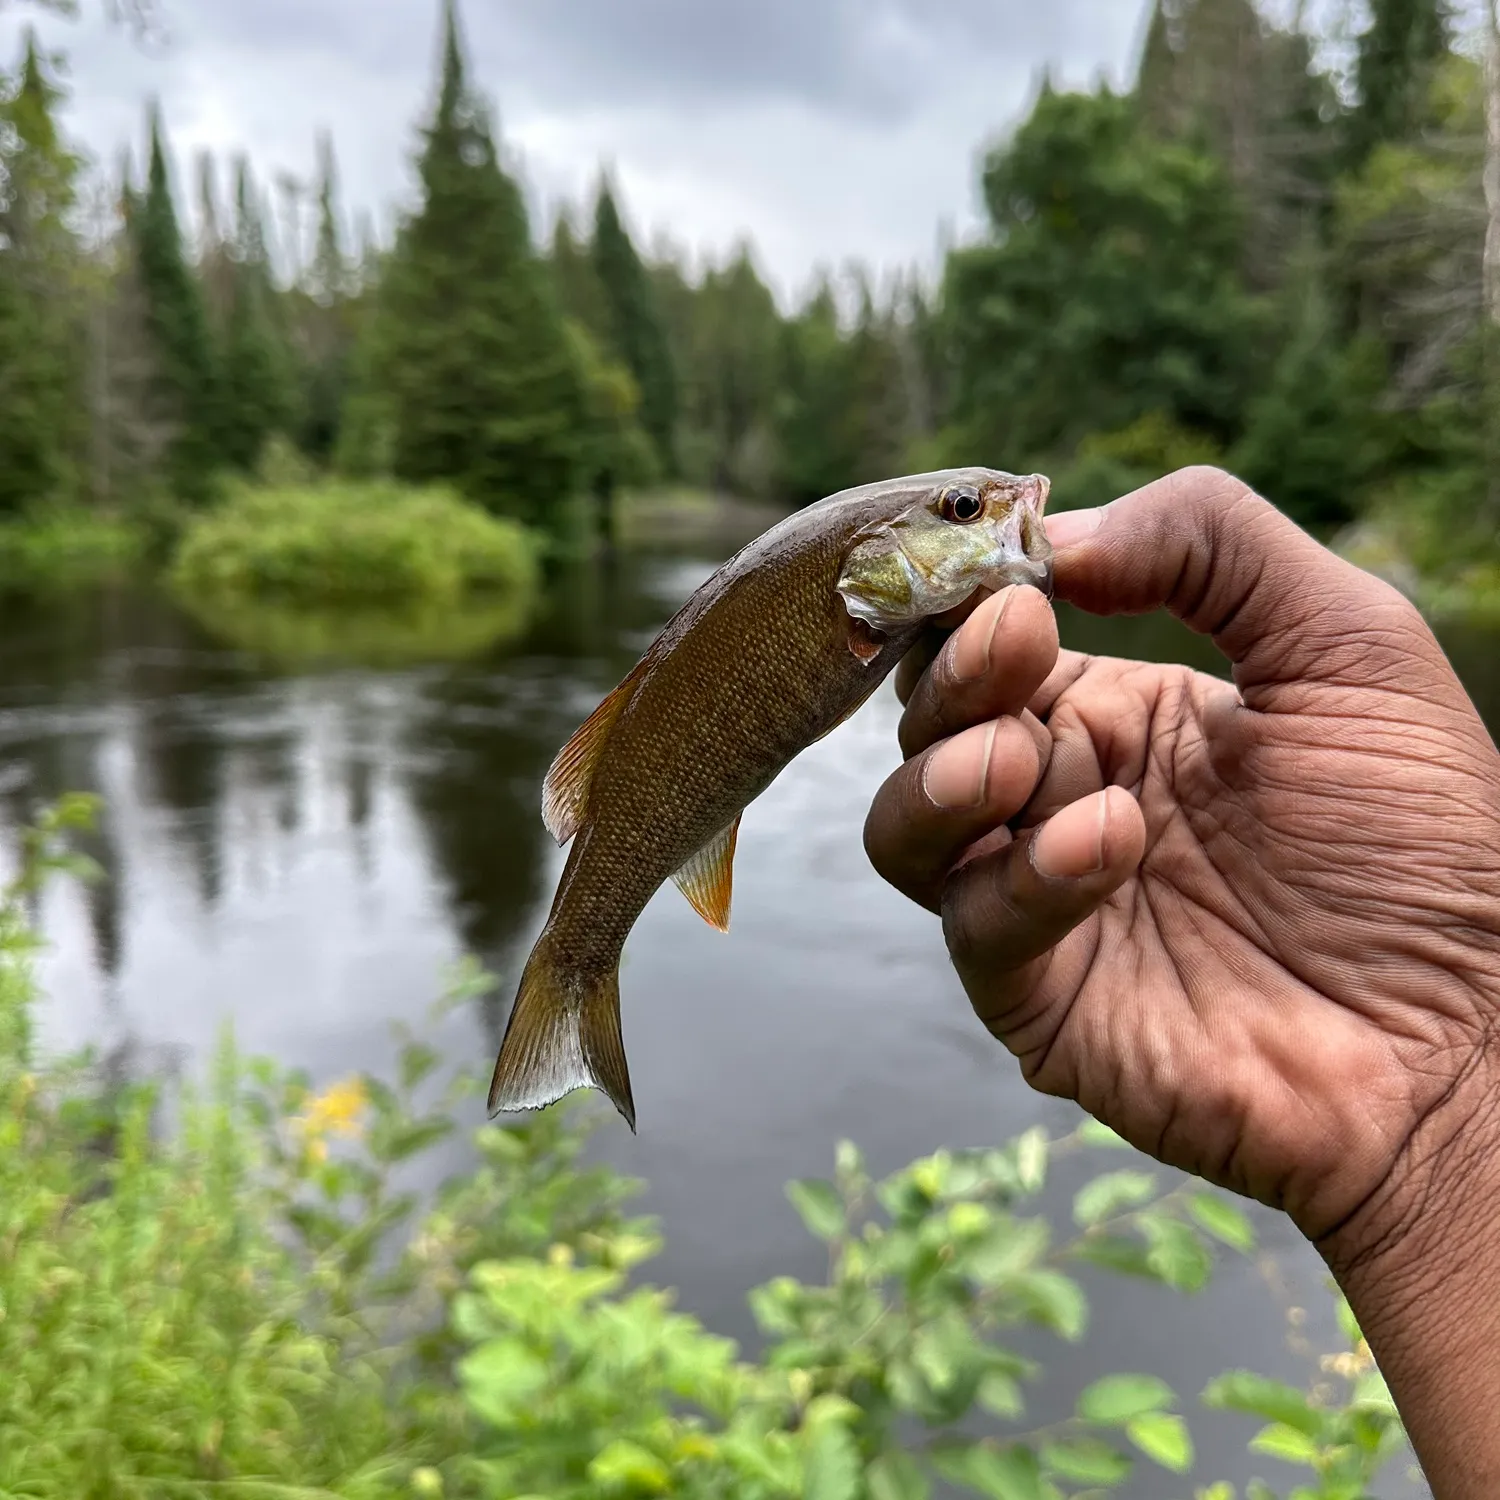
[0,505,146,588]
[0,799,1415,1500]
[170,478,541,608]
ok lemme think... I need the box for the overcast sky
[4,0,1385,306]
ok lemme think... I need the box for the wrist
[1316,1038,1500,1498]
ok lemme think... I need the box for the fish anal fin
[672,814,741,933]
[542,662,648,845]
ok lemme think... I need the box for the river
[2,516,1490,1497]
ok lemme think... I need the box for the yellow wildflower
[297,1077,368,1141]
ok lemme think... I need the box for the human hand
[865,468,1500,1279]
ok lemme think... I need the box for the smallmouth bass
[488,467,1054,1129]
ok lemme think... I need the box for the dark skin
[864,467,1500,1500]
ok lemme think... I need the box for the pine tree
[1136,0,1341,287]
[1233,247,1387,530]
[221,157,290,471]
[591,178,677,475]
[1348,0,1453,164]
[300,133,355,461]
[366,0,585,524]
[0,29,85,511]
[549,210,607,335]
[132,103,220,500]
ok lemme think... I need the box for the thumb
[1043,466,1430,706]
[942,787,1145,1055]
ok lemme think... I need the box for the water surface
[2,538,1486,1497]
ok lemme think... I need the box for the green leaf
[932,1441,1048,1500]
[867,1452,932,1500]
[1186,1193,1257,1253]
[1126,1412,1194,1472]
[1140,1212,1213,1292]
[398,1041,443,1091]
[804,1420,861,1500]
[787,1178,845,1240]
[457,1337,550,1425]
[1012,1269,1087,1340]
[965,1217,1051,1285]
[976,1370,1025,1418]
[588,1439,671,1492]
[1073,1170,1157,1227]
[1249,1422,1322,1466]
[912,1310,979,1396]
[1077,1117,1130,1149]
[1077,1373,1175,1424]
[1041,1436,1132,1485]
[1015,1127,1048,1192]
[1203,1371,1327,1438]
[1071,1234,1156,1279]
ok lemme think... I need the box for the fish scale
[488,467,1054,1131]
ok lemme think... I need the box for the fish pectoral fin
[847,617,886,665]
[672,814,742,933]
[541,661,648,845]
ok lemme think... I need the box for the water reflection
[0,550,1484,1500]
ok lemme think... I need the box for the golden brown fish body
[488,468,1054,1129]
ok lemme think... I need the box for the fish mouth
[980,475,1054,599]
[989,552,1054,600]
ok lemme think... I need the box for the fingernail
[1032,789,1110,877]
[923,721,998,810]
[950,587,1014,683]
[1045,507,1105,550]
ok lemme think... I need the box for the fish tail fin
[486,932,636,1132]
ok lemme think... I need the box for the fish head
[836,469,1054,630]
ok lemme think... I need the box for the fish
[487,467,1055,1130]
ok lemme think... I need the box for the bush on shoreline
[170,478,541,608]
[0,796,1414,1500]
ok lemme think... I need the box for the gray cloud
[10,0,1147,300]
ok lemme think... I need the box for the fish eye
[939,487,985,524]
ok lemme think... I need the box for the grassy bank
[0,797,1411,1499]
[0,506,146,589]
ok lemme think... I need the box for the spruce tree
[1348,0,1453,164]
[132,104,220,500]
[0,29,84,511]
[369,0,585,525]
[221,157,291,471]
[591,178,677,475]
[299,133,354,461]
[549,211,607,336]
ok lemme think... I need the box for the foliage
[1346,0,1454,166]
[943,85,1258,469]
[352,0,586,530]
[130,106,221,505]
[0,30,85,514]
[0,504,145,587]
[592,180,679,476]
[170,475,540,607]
[218,156,294,473]
[0,798,1420,1498]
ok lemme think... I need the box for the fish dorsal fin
[672,814,742,933]
[541,663,648,845]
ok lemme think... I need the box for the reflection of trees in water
[402,670,560,1051]
[0,544,762,1067]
